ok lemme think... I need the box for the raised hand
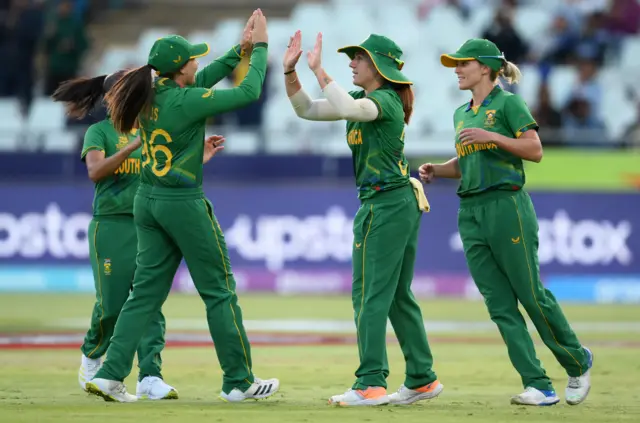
[307,32,323,73]
[283,30,303,72]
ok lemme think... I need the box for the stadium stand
[0,0,639,155]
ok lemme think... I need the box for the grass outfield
[1,345,639,422]
[0,294,638,422]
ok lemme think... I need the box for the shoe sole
[137,390,179,400]
[329,396,390,407]
[389,383,444,405]
[510,397,560,406]
[219,385,280,402]
[86,382,116,402]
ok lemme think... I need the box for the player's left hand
[203,135,225,164]
[307,32,323,73]
[459,128,495,146]
[240,10,258,56]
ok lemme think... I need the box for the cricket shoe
[219,377,280,402]
[388,380,444,405]
[136,376,178,400]
[510,387,560,406]
[78,355,102,391]
[86,378,137,403]
[328,387,390,406]
[566,346,593,405]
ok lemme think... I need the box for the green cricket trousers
[82,215,166,381]
[458,189,590,391]
[351,184,438,390]
[93,186,254,394]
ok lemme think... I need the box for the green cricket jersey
[81,119,141,216]
[137,44,267,192]
[453,85,538,197]
[347,85,410,200]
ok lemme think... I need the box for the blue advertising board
[0,183,639,302]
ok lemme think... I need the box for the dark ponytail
[51,70,128,119]
[51,75,107,119]
[104,64,155,134]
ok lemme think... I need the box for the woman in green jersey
[53,70,225,400]
[77,10,278,403]
[283,31,443,407]
[420,38,593,407]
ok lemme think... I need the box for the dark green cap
[147,35,210,75]
[338,34,411,85]
[440,38,506,72]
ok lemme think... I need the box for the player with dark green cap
[53,66,227,400]
[283,31,443,407]
[83,9,280,403]
[420,38,593,406]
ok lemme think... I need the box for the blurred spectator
[533,83,564,146]
[0,0,46,117]
[535,13,580,64]
[42,0,89,96]
[604,0,640,35]
[481,4,530,65]
[573,12,609,65]
[561,95,608,145]
[568,57,602,117]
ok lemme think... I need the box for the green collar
[465,85,502,112]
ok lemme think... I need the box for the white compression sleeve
[288,88,342,121]
[322,81,379,122]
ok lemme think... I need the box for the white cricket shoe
[328,387,390,406]
[78,355,101,391]
[86,378,137,403]
[388,380,444,405]
[219,377,280,402]
[566,347,593,405]
[511,387,560,406]
[136,376,178,400]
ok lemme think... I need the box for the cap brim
[190,42,210,59]
[338,45,412,85]
[440,53,475,68]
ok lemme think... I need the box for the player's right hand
[252,9,268,44]
[419,163,435,183]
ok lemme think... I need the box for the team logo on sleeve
[484,110,496,128]
[103,258,112,276]
[116,136,129,150]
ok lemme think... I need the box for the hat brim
[338,45,412,85]
[440,53,476,68]
[189,42,210,59]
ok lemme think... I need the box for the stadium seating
[1,0,638,154]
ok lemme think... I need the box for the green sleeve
[194,44,244,88]
[367,90,400,121]
[504,95,539,138]
[80,124,106,161]
[181,44,268,123]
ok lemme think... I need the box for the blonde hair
[491,60,522,85]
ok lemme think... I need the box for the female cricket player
[81,9,279,403]
[52,71,226,400]
[419,38,593,406]
[283,31,443,406]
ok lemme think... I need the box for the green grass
[0,294,638,422]
[1,345,639,422]
[2,293,640,330]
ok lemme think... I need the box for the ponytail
[51,75,108,119]
[51,70,129,119]
[499,60,522,85]
[104,64,155,134]
[393,84,414,125]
